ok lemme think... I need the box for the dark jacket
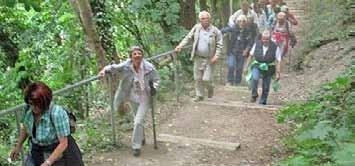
[221,25,254,56]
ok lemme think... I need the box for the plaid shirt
[23,103,70,146]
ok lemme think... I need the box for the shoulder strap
[49,105,55,129]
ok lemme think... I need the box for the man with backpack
[245,30,282,105]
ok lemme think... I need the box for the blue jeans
[251,67,272,105]
[226,53,245,84]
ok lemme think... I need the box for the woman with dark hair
[10,82,82,166]
[99,46,160,157]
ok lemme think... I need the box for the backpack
[272,20,297,48]
[25,104,77,133]
[50,107,77,134]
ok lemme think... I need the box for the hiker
[222,15,254,86]
[253,2,268,35]
[99,46,160,157]
[245,30,282,105]
[251,0,269,12]
[247,15,259,41]
[271,12,293,57]
[281,5,298,25]
[10,82,84,166]
[175,11,223,102]
[228,1,258,27]
[266,0,281,28]
[277,0,287,6]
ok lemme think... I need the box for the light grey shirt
[195,27,213,57]
[130,62,147,103]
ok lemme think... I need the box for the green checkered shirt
[23,103,70,146]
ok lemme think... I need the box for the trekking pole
[288,47,292,72]
[149,81,158,149]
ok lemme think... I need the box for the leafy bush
[295,0,353,70]
[276,66,354,165]
[304,0,352,48]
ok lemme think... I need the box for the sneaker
[193,96,204,102]
[226,82,233,86]
[142,139,145,146]
[133,149,141,157]
[208,88,214,98]
[259,102,267,105]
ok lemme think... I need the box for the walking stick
[149,81,158,149]
[288,47,292,72]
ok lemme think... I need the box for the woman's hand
[98,68,107,78]
[10,146,21,161]
[40,161,51,166]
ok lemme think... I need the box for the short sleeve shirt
[23,103,70,146]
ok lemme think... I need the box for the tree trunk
[199,0,208,11]
[69,0,106,68]
[0,26,18,67]
[90,0,119,62]
[179,0,196,29]
[211,0,217,17]
[220,0,230,26]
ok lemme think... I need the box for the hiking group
[176,0,297,104]
[9,0,297,165]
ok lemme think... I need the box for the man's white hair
[236,15,247,22]
[199,11,211,19]
[262,30,271,38]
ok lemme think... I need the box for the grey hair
[128,46,144,58]
[237,15,247,22]
[199,11,211,19]
[262,30,271,38]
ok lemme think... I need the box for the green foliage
[295,0,353,70]
[0,0,194,165]
[276,66,354,166]
[305,0,352,48]
[0,0,42,11]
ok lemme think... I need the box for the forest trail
[88,86,288,166]
[87,0,307,165]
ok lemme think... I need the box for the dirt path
[86,0,310,165]
[86,85,290,166]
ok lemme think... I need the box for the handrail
[0,76,100,117]
[0,45,191,116]
[147,45,192,61]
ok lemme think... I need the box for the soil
[85,0,354,165]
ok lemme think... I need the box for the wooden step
[158,134,241,151]
[197,101,282,111]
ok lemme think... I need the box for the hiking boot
[133,149,141,157]
[259,101,267,105]
[250,96,258,103]
[193,96,204,102]
[208,88,214,98]
[142,139,146,146]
